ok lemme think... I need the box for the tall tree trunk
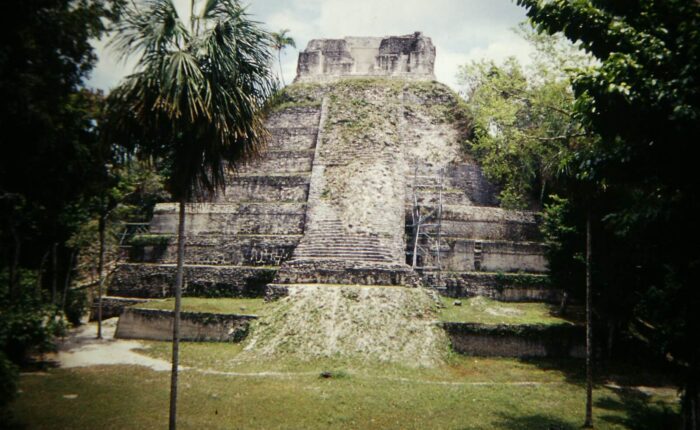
[9,222,20,298]
[96,214,106,339]
[558,291,569,316]
[278,49,285,86]
[61,250,76,314]
[583,210,594,428]
[683,379,699,430]
[606,318,615,361]
[51,242,58,304]
[36,249,50,299]
[169,198,186,430]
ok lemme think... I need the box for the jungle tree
[104,0,275,428]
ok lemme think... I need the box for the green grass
[9,344,680,429]
[438,296,575,326]
[132,298,268,316]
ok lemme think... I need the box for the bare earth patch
[46,318,171,371]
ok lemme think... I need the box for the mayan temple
[107,33,565,361]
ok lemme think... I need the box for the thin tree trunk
[169,198,186,430]
[558,291,569,315]
[9,222,20,297]
[96,214,106,339]
[606,319,615,361]
[36,249,50,300]
[583,210,594,428]
[682,379,699,430]
[61,250,76,314]
[51,242,58,304]
[278,49,285,86]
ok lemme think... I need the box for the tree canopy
[516,1,700,427]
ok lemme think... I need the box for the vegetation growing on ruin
[270,82,324,112]
[324,79,402,141]
[438,296,573,326]
[133,297,268,315]
[493,271,551,288]
[128,234,173,247]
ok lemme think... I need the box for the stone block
[442,322,584,358]
[115,308,256,342]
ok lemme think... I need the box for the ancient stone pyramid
[108,32,551,304]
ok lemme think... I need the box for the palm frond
[105,0,275,201]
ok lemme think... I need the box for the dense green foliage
[459,27,593,209]
[0,0,126,407]
[516,0,700,426]
[104,0,276,201]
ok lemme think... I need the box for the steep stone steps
[267,126,319,151]
[264,107,321,129]
[221,174,310,203]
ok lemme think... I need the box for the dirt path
[47,318,171,371]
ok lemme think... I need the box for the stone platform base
[115,307,256,342]
[442,322,583,358]
[274,259,420,286]
[423,271,563,303]
[264,282,414,301]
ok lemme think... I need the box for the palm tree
[104,1,275,428]
[271,29,296,86]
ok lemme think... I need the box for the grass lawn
[132,297,268,316]
[8,341,680,429]
[438,296,578,326]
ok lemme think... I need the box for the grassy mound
[239,285,449,367]
[438,296,578,326]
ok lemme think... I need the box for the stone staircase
[292,220,395,262]
[103,104,323,312]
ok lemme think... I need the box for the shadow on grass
[506,358,680,429]
[596,388,680,430]
[0,409,26,430]
[492,412,576,430]
[518,356,676,389]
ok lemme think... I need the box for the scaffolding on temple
[407,166,444,285]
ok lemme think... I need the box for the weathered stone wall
[129,235,299,267]
[422,271,562,303]
[149,203,306,236]
[110,264,275,298]
[115,308,255,342]
[88,296,149,321]
[296,33,435,83]
[442,322,584,358]
[437,239,547,273]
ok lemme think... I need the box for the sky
[88,0,534,92]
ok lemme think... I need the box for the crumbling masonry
[108,32,551,304]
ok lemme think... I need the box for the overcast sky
[88,0,533,91]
